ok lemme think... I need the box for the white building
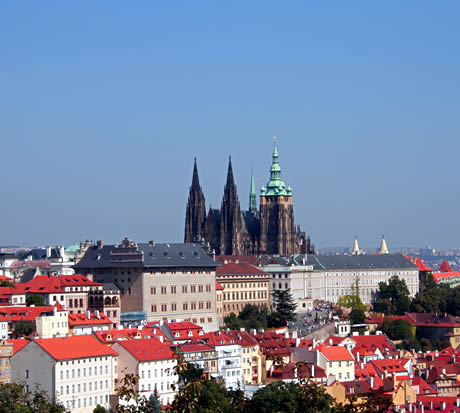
[0,321,8,339]
[36,305,69,338]
[316,346,355,382]
[11,335,117,412]
[112,338,177,406]
[203,331,243,390]
[261,254,419,307]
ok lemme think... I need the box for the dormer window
[175,332,180,338]
[188,331,193,337]
[199,331,204,336]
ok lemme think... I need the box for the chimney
[440,401,446,411]
[356,352,360,362]
[456,399,460,408]
[97,240,104,249]
[240,327,245,332]
[417,401,424,413]
[96,311,100,319]
[159,336,164,343]
[284,331,289,339]
[250,329,256,335]
[46,246,52,258]
[329,339,333,345]
[153,328,157,335]
[311,364,315,377]
[428,401,433,410]
[295,338,300,347]
[86,311,91,319]
[291,330,297,339]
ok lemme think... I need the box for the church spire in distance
[226,156,235,189]
[249,166,257,215]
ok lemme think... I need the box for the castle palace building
[184,140,313,256]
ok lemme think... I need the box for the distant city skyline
[1,2,459,249]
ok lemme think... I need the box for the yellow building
[0,339,13,384]
[216,261,270,317]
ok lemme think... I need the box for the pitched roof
[216,261,267,276]
[68,312,113,327]
[75,242,218,269]
[7,338,29,354]
[32,335,117,360]
[352,334,396,353]
[432,271,460,282]
[0,305,61,322]
[215,281,224,291]
[439,260,454,272]
[415,257,432,272]
[319,346,354,361]
[116,338,176,361]
[407,312,460,328]
[215,255,260,265]
[57,274,101,287]
[305,253,418,271]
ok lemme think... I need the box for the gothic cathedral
[184,140,314,256]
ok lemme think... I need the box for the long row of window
[59,380,110,395]
[59,365,110,380]
[150,301,212,312]
[150,284,212,295]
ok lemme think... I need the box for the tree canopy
[26,294,45,307]
[348,308,365,325]
[270,289,297,327]
[373,276,411,315]
[224,304,270,331]
[380,318,413,341]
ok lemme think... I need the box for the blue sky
[1,2,459,249]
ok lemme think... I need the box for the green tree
[373,276,411,315]
[148,388,161,413]
[14,320,36,337]
[26,294,45,307]
[0,382,67,413]
[248,381,333,413]
[93,405,110,413]
[348,308,365,325]
[224,304,270,331]
[269,289,297,327]
[381,318,413,340]
[0,280,15,288]
[337,280,366,312]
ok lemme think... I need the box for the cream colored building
[317,346,355,382]
[0,339,13,384]
[11,335,117,413]
[74,239,219,331]
[262,254,419,307]
[216,261,270,317]
[112,338,177,406]
[36,306,69,338]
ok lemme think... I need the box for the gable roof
[68,312,113,327]
[439,260,454,272]
[216,261,267,276]
[32,335,117,360]
[116,338,175,361]
[319,346,354,361]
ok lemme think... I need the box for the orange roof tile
[116,338,176,361]
[319,346,354,361]
[32,335,117,360]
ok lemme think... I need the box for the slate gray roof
[300,254,417,271]
[75,242,218,269]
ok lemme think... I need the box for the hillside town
[0,236,459,412]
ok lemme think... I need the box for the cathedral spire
[379,235,389,254]
[192,157,200,189]
[226,156,235,188]
[249,167,257,215]
[352,236,360,255]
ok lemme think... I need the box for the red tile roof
[176,343,214,353]
[68,312,113,327]
[94,327,168,344]
[215,281,224,291]
[352,334,396,354]
[32,335,117,360]
[116,338,176,361]
[17,274,101,294]
[7,338,29,354]
[439,260,454,272]
[10,261,51,270]
[415,257,432,272]
[216,261,266,276]
[0,305,61,322]
[319,346,354,361]
[432,271,460,282]
[57,274,101,287]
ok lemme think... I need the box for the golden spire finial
[273,135,277,144]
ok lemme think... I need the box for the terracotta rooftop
[116,338,176,362]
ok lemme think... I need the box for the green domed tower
[259,137,297,255]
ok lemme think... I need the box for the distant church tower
[259,138,297,255]
[184,158,206,243]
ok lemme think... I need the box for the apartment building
[112,338,177,406]
[216,261,270,317]
[317,346,355,382]
[74,238,219,331]
[11,335,117,412]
